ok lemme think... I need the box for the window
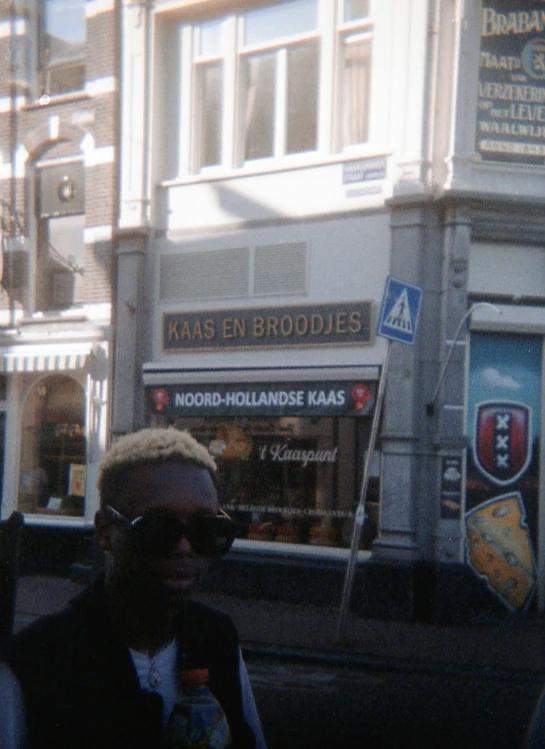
[152,415,378,550]
[193,19,224,168]
[38,0,86,97]
[35,160,85,311]
[18,376,86,518]
[338,30,372,147]
[241,0,319,160]
[177,0,373,175]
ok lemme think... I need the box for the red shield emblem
[474,401,531,486]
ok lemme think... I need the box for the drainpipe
[8,0,18,328]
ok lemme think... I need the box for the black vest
[1,583,256,749]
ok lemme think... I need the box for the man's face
[100,461,219,607]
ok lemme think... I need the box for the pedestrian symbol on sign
[383,289,413,334]
[377,276,423,345]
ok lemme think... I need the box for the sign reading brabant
[476,1,545,165]
[163,301,373,352]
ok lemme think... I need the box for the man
[0,428,266,749]
[525,684,545,748]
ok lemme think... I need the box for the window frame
[36,0,87,100]
[334,9,374,152]
[176,0,374,178]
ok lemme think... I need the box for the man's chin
[160,575,199,599]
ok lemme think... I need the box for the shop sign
[149,380,376,417]
[234,504,355,519]
[163,302,373,352]
[476,1,545,165]
[258,443,338,467]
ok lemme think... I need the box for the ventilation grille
[254,243,308,295]
[159,248,250,300]
[159,243,308,301]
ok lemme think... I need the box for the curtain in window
[286,42,319,154]
[199,63,223,167]
[342,36,371,146]
[244,53,275,160]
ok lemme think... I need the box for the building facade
[3,0,539,620]
[0,0,117,568]
[115,0,545,621]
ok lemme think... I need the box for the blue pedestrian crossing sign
[377,276,423,345]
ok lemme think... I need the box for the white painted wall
[149,212,391,369]
[469,242,545,297]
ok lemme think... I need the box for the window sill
[20,313,88,325]
[231,538,372,562]
[23,91,91,110]
[19,513,93,528]
[160,149,392,188]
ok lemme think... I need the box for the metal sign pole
[336,343,391,641]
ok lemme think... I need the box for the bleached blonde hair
[98,428,217,507]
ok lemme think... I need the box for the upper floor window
[35,160,85,311]
[338,0,372,147]
[38,0,86,97]
[177,0,373,175]
[241,0,319,160]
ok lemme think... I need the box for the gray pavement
[12,575,545,677]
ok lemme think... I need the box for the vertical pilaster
[119,0,151,229]
[431,202,471,563]
[111,229,149,436]
[373,198,444,563]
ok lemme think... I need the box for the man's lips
[156,569,199,591]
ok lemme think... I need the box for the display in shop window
[17,375,86,517]
[151,411,379,550]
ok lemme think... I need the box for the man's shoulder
[184,598,237,631]
[0,588,93,667]
[0,605,80,672]
[183,598,240,648]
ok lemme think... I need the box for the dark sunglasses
[105,505,236,558]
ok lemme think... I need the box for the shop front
[0,340,109,574]
[145,369,380,557]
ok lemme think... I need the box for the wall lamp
[426,302,501,416]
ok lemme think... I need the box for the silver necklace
[143,639,176,690]
[148,657,161,689]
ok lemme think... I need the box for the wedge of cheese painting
[466,493,536,611]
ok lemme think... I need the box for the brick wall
[0,2,118,311]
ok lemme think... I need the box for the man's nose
[173,534,193,555]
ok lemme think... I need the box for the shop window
[154,415,378,550]
[18,375,86,517]
[38,0,86,98]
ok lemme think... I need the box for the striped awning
[0,348,90,374]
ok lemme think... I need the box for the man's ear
[95,509,112,551]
